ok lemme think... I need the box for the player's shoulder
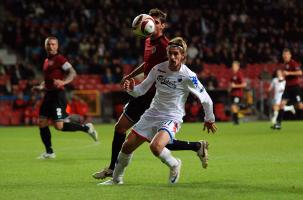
[161,35,169,44]
[51,53,67,62]
[272,77,278,83]
[153,60,169,71]
[289,59,300,67]
[181,64,197,80]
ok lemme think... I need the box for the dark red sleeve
[57,55,68,66]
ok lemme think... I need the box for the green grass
[0,121,303,200]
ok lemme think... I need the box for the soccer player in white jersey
[268,69,296,125]
[98,37,217,185]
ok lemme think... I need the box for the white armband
[62,62,72,71]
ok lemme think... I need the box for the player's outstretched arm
[120,62,145,87]
[124,67,157,97]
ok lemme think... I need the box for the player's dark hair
[282,48,291,54]
[149,8,167,23]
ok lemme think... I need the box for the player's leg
[151,129,181,184]
[98,131,146,185]
[52,91,98,141]
[166,139,201,151]
[92,113,133,179]
[271,104,279,124]
[283,104,296,114]
[93,96,145,180]
[273,99,287,129]
[231,97,240,124]
[37,117,55,159]
[37,94,55,159]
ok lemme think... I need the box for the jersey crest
[190,76,198,88]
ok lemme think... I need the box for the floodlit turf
[0,121,303,200]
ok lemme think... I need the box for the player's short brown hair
[282,48,291,54]
[168,37,187,54]
[45,36,58,43]
[149,8,167,23]
[45,36,59,47]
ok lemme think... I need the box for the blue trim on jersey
[158,128,174,144]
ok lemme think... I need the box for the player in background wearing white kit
[99,37,217,185]
[268,69,296,125]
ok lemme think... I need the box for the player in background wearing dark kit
[229,61,247,125]
[93,9,209,179]
[33,37,98,159]
[272,48,303,130]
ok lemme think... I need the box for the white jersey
[270,77,285,104]
[128,61,215,123]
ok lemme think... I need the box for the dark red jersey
[43,54,67,90]
[143,35,169,77]
[284,59,302,87]
[230,71,245,97]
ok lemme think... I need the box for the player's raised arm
[123,66,157,97]
[120,62,145,87]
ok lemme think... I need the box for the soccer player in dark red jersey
[93,9,209,180]
[272,48,303,129]
[33,36,98,159]
[229,61,247,125]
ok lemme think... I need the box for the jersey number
[56,108,62,118]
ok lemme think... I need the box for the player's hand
[203,122,217,134]
[283,70,289,76]
[123,78,135,92]
[120,75,131,87]
[54,79,65,88]
[31,85,44,92]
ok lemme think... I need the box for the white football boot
[97,179,123,186]
[37,152,56,159]
[85,123,98,141]
[169,159,182,184]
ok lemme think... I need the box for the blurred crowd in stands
[1,0,303,124]
[2,0,303,76]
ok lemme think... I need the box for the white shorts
[132,115,181,144]
[273,93,283,105]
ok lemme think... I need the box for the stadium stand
[0,0,303,125]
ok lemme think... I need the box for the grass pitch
[0,121,303,200]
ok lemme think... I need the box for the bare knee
[54,122,63,130]
[150,142,163,156]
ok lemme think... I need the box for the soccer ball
[132,14,155,37]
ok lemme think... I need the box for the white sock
[271,110,279,124]
[158,148,178,168]
[284,105,294,112]
[113,152,133,183]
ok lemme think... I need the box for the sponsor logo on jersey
[157,75,177,89]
